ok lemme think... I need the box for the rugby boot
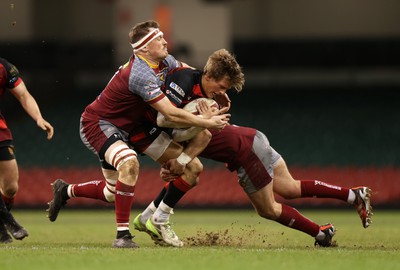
[146,217,183,247]
[314,223,336,247]
[3,214,29,240]
[133,214,147,232]
[47,179,69,222]
[0,220,12,243]
[0,198,28,240]
[133,213,167,246]
[352,187,373,228]
[112,233,139,248]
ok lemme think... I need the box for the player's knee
[2,182,18,198]
[181,159,202,187]
[118,157,139,185]
[189,176,200,187]
[108,144,137,171]
[186,158,203,177]
[256,202,280,220]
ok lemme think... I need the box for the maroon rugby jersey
[82,54,180,134]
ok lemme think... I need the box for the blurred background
[1,0,399,209]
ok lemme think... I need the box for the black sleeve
[0,57,20,88]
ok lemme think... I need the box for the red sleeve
[12,77,23,89]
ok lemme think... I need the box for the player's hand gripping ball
[182,98,219,115]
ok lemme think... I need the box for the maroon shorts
[79,116,129,169]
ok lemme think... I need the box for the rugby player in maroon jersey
[46,21,231,248]
[133,56,373,247]
[0,57,54,243]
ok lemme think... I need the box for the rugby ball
[182,98,219,115]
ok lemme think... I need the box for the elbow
[156,114,166,127]
[157,112,175,127]
[171,129,186,142]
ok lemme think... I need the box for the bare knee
[186,158,203,176]
[118,157,139,185]
[249,185,282,220]
[2,182,18,198]
[255,201,281,220]
[183,158,203,187]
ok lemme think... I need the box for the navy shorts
[0,140,16,161]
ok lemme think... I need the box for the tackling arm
[152,96,230,130]
[160,98,217,141]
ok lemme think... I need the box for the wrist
[176,152,192,166]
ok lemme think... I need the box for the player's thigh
[272,158,301,198]
[247,182,281,219]
[104,140,131,165]
[156,140,183,164]
[104,140,139,181]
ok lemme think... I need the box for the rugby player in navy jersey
[46,20,231,248]
[0,57,54,243]
[133,51,372,247]
[128,49,245,247]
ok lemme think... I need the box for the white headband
[130,28,163,52]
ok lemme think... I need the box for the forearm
[163,108,211,128]
[152,97,229,131]
[21,95,43,122]
[172,127,205,142]
[157,112,205,129]
[14,86,44,123]
[154,98,212,128]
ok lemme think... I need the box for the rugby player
[0,57,54,243]
[46,20,230,248]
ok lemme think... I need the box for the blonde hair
[203,49,245,92]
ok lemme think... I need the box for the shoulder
[0,58,19,76]
[0,57,21,88]
[163,54,180,69]
[165,68,200,92]
[129,56,156,86]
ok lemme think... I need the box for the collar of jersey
[137,54,159,69]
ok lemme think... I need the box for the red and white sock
[301,180,350,202]
[69,180,108,202]
[276,204,320,237]
[115,180,135,231]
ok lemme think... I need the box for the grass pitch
[1,209,399,270]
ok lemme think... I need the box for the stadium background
[0,0,399,209]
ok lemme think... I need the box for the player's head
[202,49,245,98]
[129,20,168,61]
